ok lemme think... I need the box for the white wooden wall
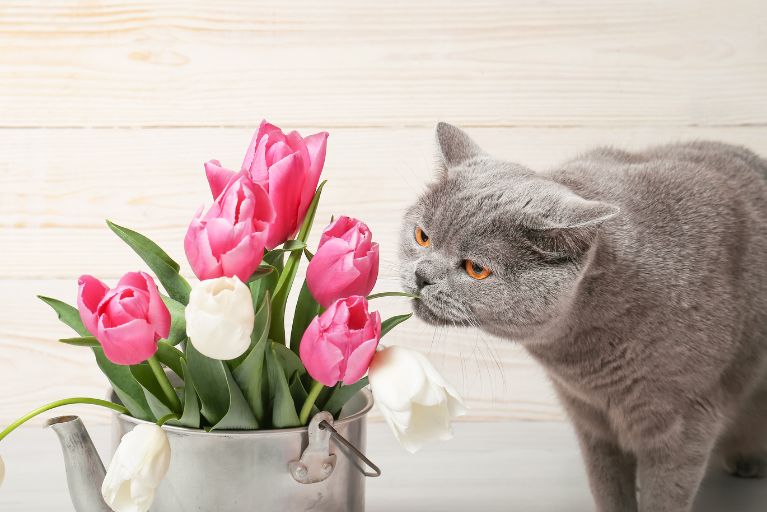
[1,0,766,425]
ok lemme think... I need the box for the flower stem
[299,380,325,425]
[148,355,182,414]
[0,397,128,443]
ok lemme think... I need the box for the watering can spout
[46,415,112,512]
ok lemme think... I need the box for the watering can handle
[319,420,381,478]
[289,411,381,484]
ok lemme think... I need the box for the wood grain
[1,0,766,430]
[0,0,765,127]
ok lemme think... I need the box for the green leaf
[231,296,270,425]
[303,248,314,261]
[263,250,285,272]
[323,377,369,417]
[288,371,319,419]
[266,342,301,428]
[248,268,279,315]
[156,342,185,378]
[269,180,327,345]
[59,336,98,347]
[169,359,201,428]
[270,240,307,254]
[211,364,259,430]
[186,342,258,430]
[106,220,191,304]
[272,341,305,379]
[381,313,413,338]
[246,263,276,283]
[38,296,89,337]
[129,364,174,419]
[185,342,230,425]
[290,280,320,355]
[367,291,420,301]
[38,296,156,422]
[160,295,186,346]
[93,348,155,421]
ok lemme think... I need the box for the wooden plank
[0,1,765,127]
[2,126,767,278]
[2,422,767,511]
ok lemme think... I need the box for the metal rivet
[322,463,333,474]
[295,464,308,478]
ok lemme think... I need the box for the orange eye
[465,259,491,280]
[415,227,430,247]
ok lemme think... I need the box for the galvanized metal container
[111,389,374,512]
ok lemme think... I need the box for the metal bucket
[111,389,375,512]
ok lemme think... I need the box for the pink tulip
[77,272,171,365]
[185,172,275,282]
[242,121,328,249]
[201,121,327,250]
[306,216,380,308]
[299,296,381,387]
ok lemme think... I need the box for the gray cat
[399,122,767,512]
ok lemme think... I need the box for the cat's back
[547,140,767,329]
[549,141,767,247]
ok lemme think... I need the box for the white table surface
[1,421,765,511]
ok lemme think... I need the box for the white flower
[0,454,5,487]
[102,424,170,512]
[185,276,254,360]
[368,345,467,453]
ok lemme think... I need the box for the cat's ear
[522,185,619,258]
[435,122,485,170]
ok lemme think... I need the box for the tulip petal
[306,239,360,307]
[299,318,344,386]
[341,337,379,385]
[77,275,109,336]
[204,160,237,200]
[98,318,158,365]
[263,153,304,249]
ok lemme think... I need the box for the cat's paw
[723,453,767,479]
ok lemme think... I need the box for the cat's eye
[464,259,491,280]
[415,227,430,247]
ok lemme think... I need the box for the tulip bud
[306,216,380,308]
[299,296,381,386]
[185,276,255,360]
[185,172,275,282]
[241,120,329,249]
[101,424,170,512]
[368,345,467,453]
[77,272,171,366]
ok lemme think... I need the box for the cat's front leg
[553,384,638,511]
[633,411,719,512]
[574,428,638,512]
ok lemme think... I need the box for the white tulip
[102,424,170,512]
[185,276,255,360]
[368,345,467,453]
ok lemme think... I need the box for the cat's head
[399,123,618,340]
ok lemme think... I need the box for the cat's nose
[415,270,433,289]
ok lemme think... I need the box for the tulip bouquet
[0,121,465,510]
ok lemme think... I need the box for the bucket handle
[289,412,381,484]
[319,420,381,478]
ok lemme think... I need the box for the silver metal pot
[111,389,374,512]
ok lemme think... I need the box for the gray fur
[399,122,767,512]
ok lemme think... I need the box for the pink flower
[202,120,328,250]
[299,296,381,387]
[185,172,275,282]
[306,216,380,308]
[77,272,171,365]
